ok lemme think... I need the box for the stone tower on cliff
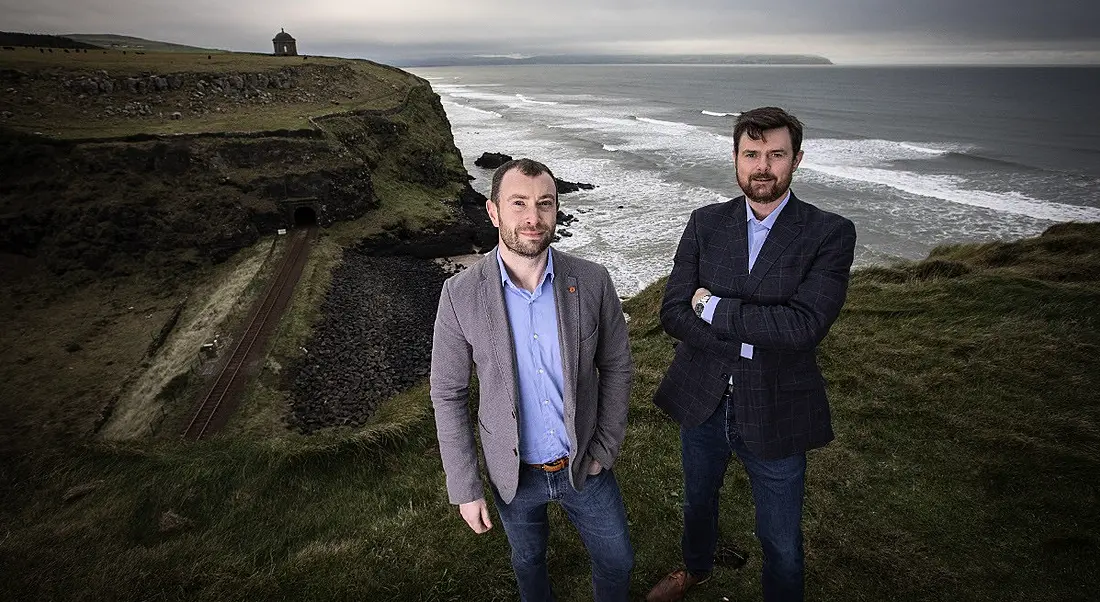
[273,29,297,56]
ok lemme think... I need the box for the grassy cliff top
[1,223,1097,600]
[0,48,423,138]
[62,34,217,53]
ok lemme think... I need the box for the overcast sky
[4,0,1099,64]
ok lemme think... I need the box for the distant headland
[400,53,833,67]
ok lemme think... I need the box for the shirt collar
[497,246,555,289]
[745,191,792,230]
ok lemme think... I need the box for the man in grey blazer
[430,158,635,601]
[647,108,857,602]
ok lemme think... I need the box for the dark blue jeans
[491,465,634,602]
[681,395,807,602]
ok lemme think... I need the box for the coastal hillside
[1,49,479,280]
[0,47,491,452]
[0,222,1096,601]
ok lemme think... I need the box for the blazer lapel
[743,194,804,297]
[729,198,751,278]
[481,249,519,402]
[552,251,579,443]
[715,198,750,297]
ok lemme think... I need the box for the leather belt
[526,456,569,472]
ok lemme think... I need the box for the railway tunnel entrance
[294,206,317,227]
[278,198,321,230]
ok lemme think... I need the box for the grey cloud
[1,0,1097,63]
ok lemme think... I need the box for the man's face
[486,169,557,258]
[735,127,803,205]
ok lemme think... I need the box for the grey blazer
[430,247,633,505]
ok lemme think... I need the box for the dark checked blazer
[655,193,856,460]
[430,247,633,505]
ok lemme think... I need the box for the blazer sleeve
[428,279,482,505]
[588,266,633,470]
[660,209,745,353]
[710,218,856,351]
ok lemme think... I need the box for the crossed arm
[661,209,857,353]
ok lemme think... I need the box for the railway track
[182,227,314,440]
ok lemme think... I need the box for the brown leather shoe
[645,569,710,602]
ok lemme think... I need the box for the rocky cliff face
[0,130,373,277]
[0,63,483,282]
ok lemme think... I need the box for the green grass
[63,34,218,53]
[0,48,421,139]
[2,223,1098,601]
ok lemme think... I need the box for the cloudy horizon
[4,0,1099,65]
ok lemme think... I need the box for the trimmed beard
[738,170,793,205]
[500,223,554,258]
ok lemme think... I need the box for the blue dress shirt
[496,248,570,464]
[701,192,792,361]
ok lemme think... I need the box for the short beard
[738,172,793,205]
[501,224,554,258]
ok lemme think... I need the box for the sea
[410,65,1100,295]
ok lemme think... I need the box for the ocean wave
[445,90,509,103]
[516,94,558,105]
[800,162,1100,222]
[899,142,951,155]
[440,100,502,119]
[633,116,693,129]
[806,138,972,165]
[942,151,1040,171]
[701,110,740,117]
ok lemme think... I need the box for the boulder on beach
[554,178,595,195]
[474,152,512,169]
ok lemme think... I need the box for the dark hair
[490,158,556,204]
[733,107,804,155]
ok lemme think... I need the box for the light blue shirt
[496,248,570,464]
[701,192,792,361]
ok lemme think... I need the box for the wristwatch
[694,294,712,318]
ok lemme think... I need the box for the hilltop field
[1,46,1098,602]
[1,218,1097,601]
[0,47,424,137]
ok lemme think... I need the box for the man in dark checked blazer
[647,107,857,602]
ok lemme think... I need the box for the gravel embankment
[287,253,456,433]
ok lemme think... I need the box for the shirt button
[543,400,549,405]
[533,334,539,339]
[538,369,544,374]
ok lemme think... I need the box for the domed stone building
[273,29,297,56]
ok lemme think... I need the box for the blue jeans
[681,395,806,602]
[491,465,634,602]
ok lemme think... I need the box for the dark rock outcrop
[471,150,595,196]
[554,178,595,194]
[474,151,511,169]
[0,130,375,277]
[287,254,454,433]
[458,183,497,249]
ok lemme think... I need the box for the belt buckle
[541,457,568,473]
